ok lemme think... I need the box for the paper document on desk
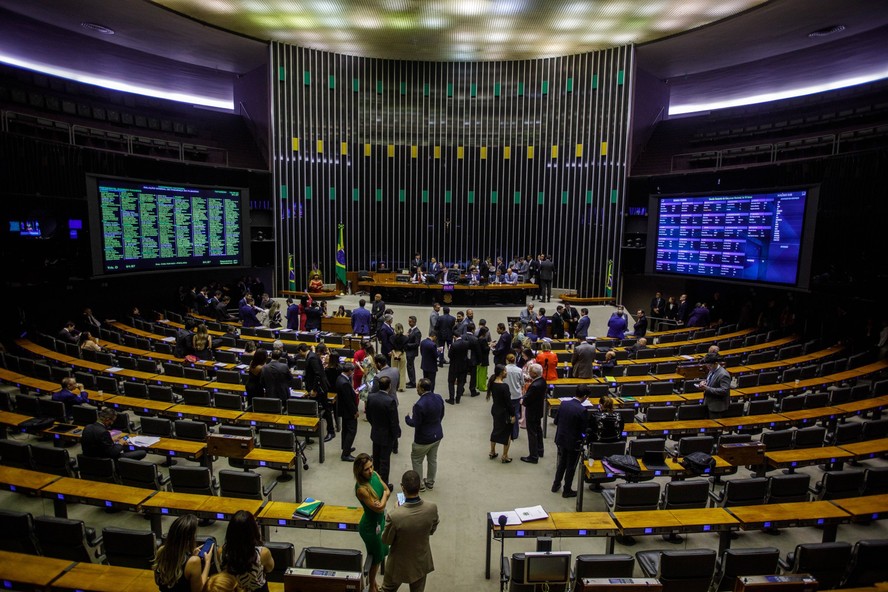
[129,436,161,447]
[105,367,123,373]
[681,355,695,360]
[558,397,574,402]
[162,336,176,342]
[514,505,548,522]
[490,511,522,526]
[228,348,246,353]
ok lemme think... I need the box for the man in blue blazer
[420,332,439,385]
[575,308,591,339]
[551,384,590,497]
[285,298,300,331]
[351,298,372,335]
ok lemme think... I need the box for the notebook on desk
[642,450,670,471]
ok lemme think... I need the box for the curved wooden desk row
[113,320,345,350]
[483,494,888,578]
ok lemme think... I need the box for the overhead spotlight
[807,24,845,38]
[81,22,115,35]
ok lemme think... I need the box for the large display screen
[646,188,818,288]
[87,176,249,275]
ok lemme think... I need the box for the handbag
[680,451,715,474]
[602,454,641,475]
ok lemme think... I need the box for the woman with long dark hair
[244,349,268,409]
[220,510,274,591]
[487,364,514,463]
[353,452,390,592]
[153,514,214,592]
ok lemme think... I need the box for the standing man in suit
[405,379,445,492]
[285,298,300,331]
[551,306,566,339]
[446,333,469,405]
[675,293,690,326]
[366,375,400,487]
[304,300,323,331]
[462,324,480,397]
[371,293,386,336]
[300,343,336,442]
[435,307,456,367]
[528,254,541,300]
[538,254,555,303]
[650,292,666,320]
[409,253,424,276]
[405,316,422,389]
[632,310,648,338]
[570,339,596,379]
[419,331,439,385]
[260,349,293,404]
[428,303,441,340]
[700,352,731,419]
[493,323,511,366]
[378,314,396,358]
[551,384,590,497]
[336,363,359,462]
[381,470,439,592]
[520,363,547,463]
[352,298,372,336]
[427,258,442,282]
[575,308,591,339]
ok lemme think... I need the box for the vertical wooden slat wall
[271,42,633,297]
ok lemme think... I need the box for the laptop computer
[642,449,670,471]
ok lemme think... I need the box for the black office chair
[766,473,810,504]
[13,395,41,417]
[620,383,647,397]
[659,480,710,543]
[163,363,184,378]
[778,542,852,590]
[72,404,99,426]
[218,469,277,500]
[709,477,767,507]
[116,356,136,371]
[173,420,209,442]
[214,392,244,411]
[673,436,714,458]
[803,391,829,409]
[76,454,117,484]
[38,398,67,421]
[140,416,174,438]
[792,426,826,449]
[169,466,218,496]
[31,445,78,477]
[861,467,888,495]
[676,404,707,420]
[0,510,40,554]
[601,482,660,545]
[645,406,676,422]
[184,367,207,381]
[760,429,794,453]
[116,457,169,490]
[778,395,805,412]
[102,527,159,569]
[266,542,296,583]
[137,358,160,374]
[287,398,320,417]
[253,397,283,414]
[259,428,297,481]
[148,384,179,403]
[635,549,717,592]
[862,418,888,440]
[0,439,32,469]
[182,389,212,406]
[96,375,121,395]
[33,516,103,562]
[215,369,242,384]
[812,469,865,500]
[628,438,666,458]
[844,539,888,587]
[572,554,634,591]
[713,547,780,592]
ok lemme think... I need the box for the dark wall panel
[271,43,633,296]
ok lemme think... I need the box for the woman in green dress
[353,453,390,592]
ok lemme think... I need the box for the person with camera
[551,384,591,497]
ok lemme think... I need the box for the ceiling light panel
[151,0,768,60]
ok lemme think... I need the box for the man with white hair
[520,363,547,464]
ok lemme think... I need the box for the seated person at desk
[308,273,324,293]
[411,267,427,284]
[626,337,647,359]
[78,331,102,352]
[595,350,617,377]
[504,268,519,285]
[490,270,504,284]
[52,377,90,417]
[58,321,80,344]
[333,304,349,317]
[153,514,214,592]
[467,266,481,285]
[587,395,624,443]
[441,264,460,285]
[82,408,147,460]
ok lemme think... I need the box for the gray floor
[2,294,886,591]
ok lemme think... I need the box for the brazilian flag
[605,259,614,297]
[288,254,296,291]
[335,224,347,286]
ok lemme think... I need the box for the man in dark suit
[632,309,648,338]
[570,339,596,379]
[538,254,555,303]
[304,301,323,331]
[371,293,386,335]
[58,321,80,344]
[650,292,666,319]
[492,323,511,366]
[381,470,439,592]
[427,257,442,281]
[285,297,300,330]
[409,253,425,276]
[366,375,400,486]
[82,408,147,460]
[551,306,565,339]
[446,333,469,404]
[551,385,590,497]
[405,316,422,388]
[521,363,547,463]
[239,295,262,327]
[52,377,89,417]
[174,319,196,358]
[420,331,439,385]
[575,308,591,339]
[675,293,690,325]
[435,307,456,366]
[462,324,480,397]
[214,295,233,322]
[351,298,372,335]
[528,255,541,300]
[700,352,731,418]
[336,362,359,461]
[261,348,294,403]
[378,314,395,358]
[300,343,336,441]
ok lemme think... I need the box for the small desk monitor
[524,551,571,584]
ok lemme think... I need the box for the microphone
[498,514,508,529]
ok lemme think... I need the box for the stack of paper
[490,505,549,525]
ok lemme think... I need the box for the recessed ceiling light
[80,22,115,35]
[808,24,845,38]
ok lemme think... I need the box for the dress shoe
[445,399,455,405]
[405,383,416,389]
[470,391,479,397]
[520,456,538,464]
[562,489,577,498]
[324,433,335,443]
[424,479,434,490]
[341,455,356,462]
[305,437,316,444]
[551,483,561,493]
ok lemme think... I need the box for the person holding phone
[153,514,214,592]
[354,453,390,592]
[219,510,274,592]
[337,363,360,462]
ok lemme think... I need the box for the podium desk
[141,491,262,537]
[107,395,176,414]
[485,514,559,579]
[0,550,72,589]
[830,493,888,521]
[728,500,850,542]
[839,437,888,461]
[764,446,854,474]
[164,404,245,422]
[0,465,60,494]
[51,562,158,592]
[40,477,154,518]
[242,449,301,501]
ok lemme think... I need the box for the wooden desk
[40,477,154,518]
[243,449,301,501]
[619,394,687,407]
[164,404,244,422]
[51,562,159,591]
[830,493,888,521]
[106,395,176,414]
[484,514,558,579]
[839,437,888,461]
[237,412,326,464]
[0,550,72,589]
[779,406,842,428]
[639,419,724,437]
[613,508,738,554]
[0,410,32,435]
[142,491,262,537]
[359,280,536,305]
[0,367,64,395]
[728,500,850,542]
[765,446,855,473]
[716,413,792,431]
[256,501,362,543]
[837,395,888,419]
[0,465,61,493]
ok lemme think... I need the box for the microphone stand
[498,514,508,592]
